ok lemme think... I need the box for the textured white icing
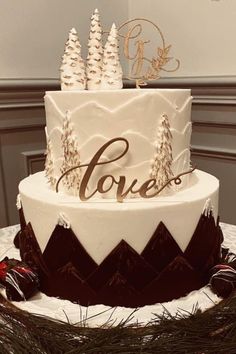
[86,9,103,90]
[101,23,123,90]
[16,194,21,210]
[60,28,86,91]
[19,170,219,265]
[44,89,192,198]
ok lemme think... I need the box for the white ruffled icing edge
[58,212,70,229]
[16,194,21,210]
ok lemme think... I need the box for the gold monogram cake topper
[56,137,195,202]
[115,18,180,86]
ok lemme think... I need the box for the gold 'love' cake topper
[56,137,195,202]
[116,18,180,86]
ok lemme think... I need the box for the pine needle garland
[2,292,236,353]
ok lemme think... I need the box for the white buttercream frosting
[19,169,219,265]
[44,89,192,198]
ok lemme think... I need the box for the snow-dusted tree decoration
[60,28,86,91]
[203,198,214,217]
[86,9,103,90]
[58,212,70,229]
[60,111,81,195]
[150,114,173,190]
[101,23,123,90]
[45,138,57,189]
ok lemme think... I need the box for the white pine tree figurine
[150,114,173,191]
[203,198,214,217]
[101,23,123,90]
[86,9,103,90]
[60,111,81,195]
[45,138,57,189]
[60,28,86,91]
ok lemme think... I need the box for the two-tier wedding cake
[15,10,222,307]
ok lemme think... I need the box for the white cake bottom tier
[19,170,219,265]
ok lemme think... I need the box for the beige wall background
[0,0,236,79]
[0,0,129,79]
[128,0,236,78]
[0,1,236,226]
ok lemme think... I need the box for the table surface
[0,223,236,327]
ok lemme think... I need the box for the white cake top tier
[44,89,192,199]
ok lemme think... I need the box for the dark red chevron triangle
[96,271,140,307]
[184,212,222,271]
[43,225,97,279]
[203,216,224,273]
[19,207,26,230]
[14,208,27,249]
[41,263,96,305]
[143,255,204,303]
[87,240,158,292]
[16,206,223,307]
[19,223,49,277]
[141,221,183,271]
[13,231,20,249]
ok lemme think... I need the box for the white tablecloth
[0,223,236,327]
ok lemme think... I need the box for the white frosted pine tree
[86,9,103,90]
[203,198,214,217]
[150,114,173,191]
[101,23,123,90]
[45,138,57,189]
[60,111,81,195]
[60,28,86,91]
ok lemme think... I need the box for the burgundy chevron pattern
[17,209,223,307]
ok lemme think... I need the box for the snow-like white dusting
[58,212,70,229]
[45,137,57,189]
[60,28,86,91]
[60,111,81,195]
[101,23,123,90]
[87,9,103,90]
[150,114,173,191]
[16,194,21,210]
